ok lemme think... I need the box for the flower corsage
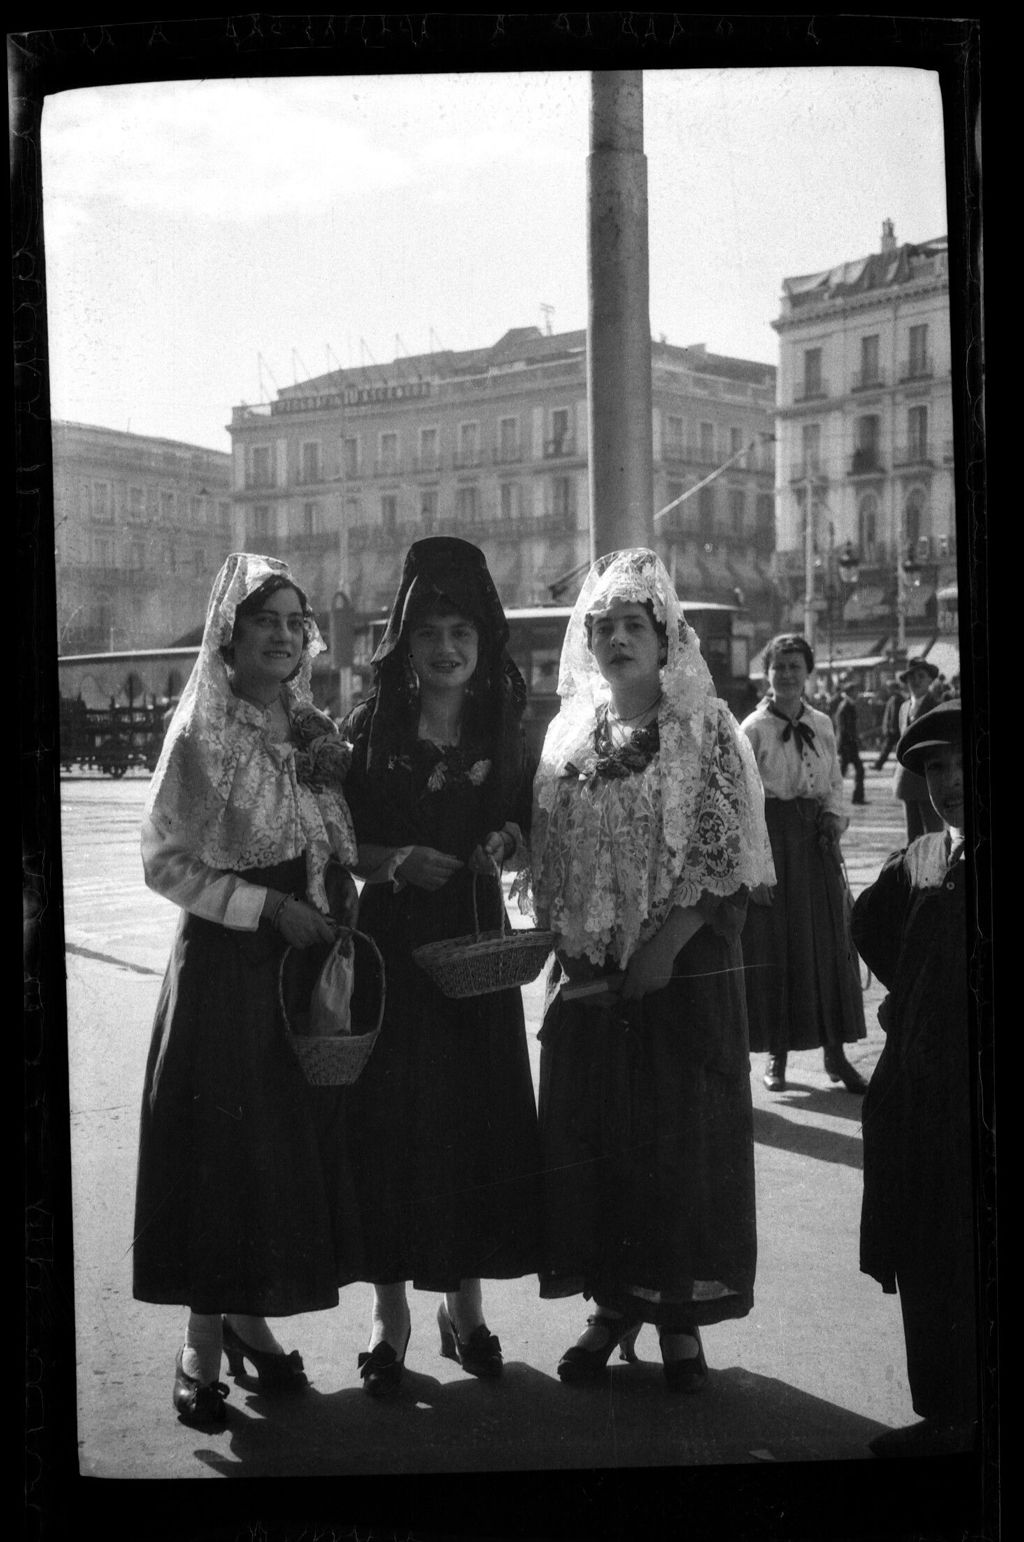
[564,720,659,789]
[291,704,352,791]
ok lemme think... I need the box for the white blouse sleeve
[141,815,267,930]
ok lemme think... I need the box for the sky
[41,66,950,454]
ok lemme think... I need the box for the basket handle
[470,864,510,941]
[278,927,387,1039]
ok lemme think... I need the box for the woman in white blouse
[740,634,868,1093]
[133,553,364,1426]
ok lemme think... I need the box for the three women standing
[134,553,364,1425]
[740,634,868,1093]
[341,538,540,1397]
[528,550,774,1389]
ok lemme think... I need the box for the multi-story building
[227,326,777,658]
[771,222,956,668]
[53,421,233,652]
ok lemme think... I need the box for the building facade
[53,421,233,653]
[771,222,956,671]
[227,326,778,672]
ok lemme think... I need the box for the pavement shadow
[752,1105,863,1169]
[761,1083,869,1124]
[188,1356,891,1478]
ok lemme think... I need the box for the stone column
[587,70,654,561]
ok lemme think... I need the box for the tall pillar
[587,71,654,561]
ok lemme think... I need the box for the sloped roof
[782,237,947,305]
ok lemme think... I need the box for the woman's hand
[621,932,681,1001]
[396,846,464,891]
[749,882,775,907]
[273,897,339,950]
[468,829,511,874]
[817,811,844,853]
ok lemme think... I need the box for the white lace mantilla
[145,553,357,911]
[526,549,774,966]
[531,699,774,964]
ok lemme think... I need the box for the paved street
[58,762,937,1491]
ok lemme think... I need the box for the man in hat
[852,702,978,1458]
[892,656,943,839]
[872,678,906,770]
[832,674,867,805]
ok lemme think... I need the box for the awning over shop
[903,585,936,619]
[843,585,889,621]
[925,639,960,681]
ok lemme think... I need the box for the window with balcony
[550,475,574,520]
[302,502,318,537]
[381,493,398,533]
[756,493,774,531]
[342,436,360,478]
[699,421,715,462]
[160,491,175,521]
[548,408,572,457]
[698,484,715,532]
[497,417,520,463]
[908,323,930,378]
[907,405,929,463]
[801,347,824,398]
[858,493,879,562]
[418,426,439,471]
[729,426,743,458]
[93,482,113,522]
[420,489,438,528]
[904,488,926,549]
[800,422,822,477]
[500,482,521,522]
[664,415,685,458]
[251,504,270,539]
[456,484,479,522]
[851,414,882,475]
[456,422,479,469]
[147,487,159,518]
[247,445,274,489]
[378,433,399,475]
[128,539,146,570]
[299,441,321,484]
[728,487,745,533]
[858,334,881,388]
[163,543,177,573]
[128,485,145,520]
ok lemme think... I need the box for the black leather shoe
[173,1349,229,1426]
[557,1312,643,1384]
[658,1327,709,1393]
[763,1055,787,1092]
[823,1049,868,1094]
[358,1330,410,1400]
[222,1318,308,1391]
[437,1303,503,1379]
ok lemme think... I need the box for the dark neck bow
[767,699,818,754]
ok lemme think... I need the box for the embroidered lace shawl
[527,549,775,965]
[144,552,357,913]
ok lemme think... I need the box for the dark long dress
[133,855,364,1316]
[852,835,977,1424]
[743,798,867,1055]
[539,902,756,1327]
[342,704,541,1290]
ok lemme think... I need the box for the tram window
[530,650,560,696]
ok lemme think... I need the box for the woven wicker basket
[279,929,385,1086]
[412,874,555,999]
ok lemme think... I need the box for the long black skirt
[742,798,866,1056]
[537,919,756,1328]
[132,856,364,1316]
[348,872,541,1291]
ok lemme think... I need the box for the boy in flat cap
[851,702,978,1458]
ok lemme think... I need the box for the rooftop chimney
[881,218,897,255]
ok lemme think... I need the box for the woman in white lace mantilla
[133,552,364,1427]
[528,548,774,1391]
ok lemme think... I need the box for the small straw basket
[412,873,555,999]
[278,928,386,1086]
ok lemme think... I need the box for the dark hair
[403,584,488,644]
[222,575,312,675]
[584,598,669,659]
[762,633,815,672]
